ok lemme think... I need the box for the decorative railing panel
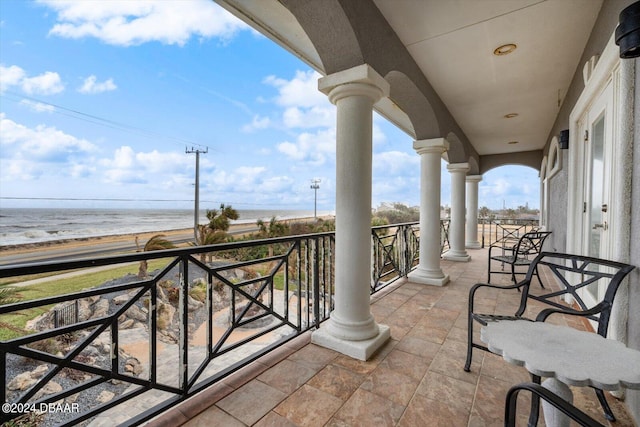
[0,233,334,426]
[371,223,419,293]
[0,218,474,425]
[479,218,540,248]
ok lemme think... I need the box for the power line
[0,196,287,207]
[2,91,212,151]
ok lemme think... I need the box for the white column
[311,64,390,361]
[465,175,482,249]
[408,139,450,286]
[443,163,471,261]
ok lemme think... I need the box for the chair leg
[535,265,545,289]
[487,257,492,283]
[595,388,616,421]
[527,375,541,427]
[464,312,473,372]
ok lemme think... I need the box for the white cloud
[276,128,336,166]
[22,72,64,95]
[264,70,326,108]
[373,151,419,175]
[282,106,333,129]
[100,146,193,184]
[242,115,271,133]
[0,114,96,161]
[0,65,25,92]
[19,99,56,113]
[40,0,249,46]
[0,65,64,95]
[78,75,117,94]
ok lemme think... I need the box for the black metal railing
[0,219,469,426]
[0,233,335,426]
[479,218,539,248]
[371,222,419,292]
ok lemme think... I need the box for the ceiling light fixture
[504,113,519,119]
[507,141,519,145]
[494,43,517,56]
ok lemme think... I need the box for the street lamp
[310,179,320,219]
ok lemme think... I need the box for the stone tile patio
[146,248,636,426]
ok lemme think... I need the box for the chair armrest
[505,382,604,427]
[535,302,607,322]
[488,243,516,258]
[468,280,528,313]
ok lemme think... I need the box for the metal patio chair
[466,251,635,422]
[487,231,552,285]
[505,383,604,427]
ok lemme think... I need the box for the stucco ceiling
[217,0,603,156]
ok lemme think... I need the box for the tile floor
[146,248,636,426]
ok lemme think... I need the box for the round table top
[481,320,640,391]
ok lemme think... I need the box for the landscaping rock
[97,390,115,404]
[126,304,147,322]
[156,301,175,330]
[113,294,130,305]
[119,318,135,329]
[91,299,110,319]
[7,372,37,391]
[124,358,143,376]
[34,381,62,399]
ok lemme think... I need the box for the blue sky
[0,0,539,213]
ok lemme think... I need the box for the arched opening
[477,165,540,220]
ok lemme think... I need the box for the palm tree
[136,234,176,278]
[193,224,228,262]
[0,286,19,305]
[206,204,239,233]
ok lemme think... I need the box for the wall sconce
[559,129,569,149]
[616,1,640,58]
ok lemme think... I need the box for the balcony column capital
[466,174,483,183]
[413,138,449,155]
[319,64,390,104]
[447,162,471,174]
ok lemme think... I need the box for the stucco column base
[408,267,450,286]
[312,318,390,361]
[465,241,482,249]
[442,250,471,262]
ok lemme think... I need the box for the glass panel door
[586,113,605,299]
[581,81,612,304]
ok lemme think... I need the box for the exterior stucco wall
[627,56,640,426]
[540,1,638,421]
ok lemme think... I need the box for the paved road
[0,226,258,266]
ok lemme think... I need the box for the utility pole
[186,147,208,241]
[310,179,320,219]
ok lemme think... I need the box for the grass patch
[0,259,171,340]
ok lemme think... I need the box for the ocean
[0,208,334,246]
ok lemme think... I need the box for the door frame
[567,33,620,263]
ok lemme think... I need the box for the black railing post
[179,256,189,394]
[312,238,320,329]
[149,278,158,385]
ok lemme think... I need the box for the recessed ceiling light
[504,113,519,119]
[507,141,519,145]
[494,43,517,56]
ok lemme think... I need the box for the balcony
[1,222,635,426]
[144,248,635,427]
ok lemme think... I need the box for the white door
[580,79,613,305]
